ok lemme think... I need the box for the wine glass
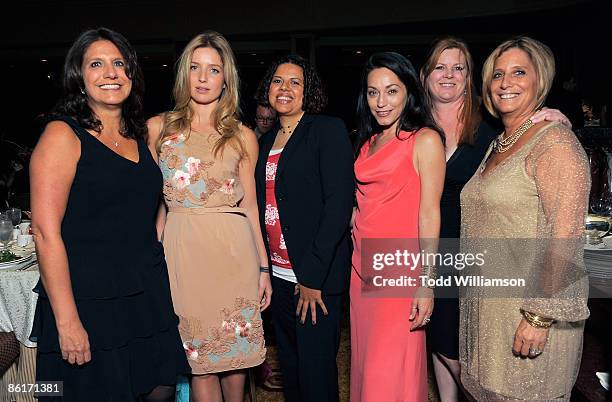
[6,207,21,226]
[0,218,13,250]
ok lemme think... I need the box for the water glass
[6,207,21,226]
[0,218,13,249]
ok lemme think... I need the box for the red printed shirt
[265,150,293,270]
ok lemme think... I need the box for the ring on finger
[528,347,542,356]
[423,316,431,325]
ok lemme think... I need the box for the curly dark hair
[49,27,146,139]
[355,52,443,155]
[255,54,327,114]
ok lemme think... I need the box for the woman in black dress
[419,37,571,402]
[29,28,189,401]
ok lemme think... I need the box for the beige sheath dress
[159,130,266,374]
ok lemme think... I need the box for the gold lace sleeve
[522,123,590,322]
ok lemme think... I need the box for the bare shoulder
[239,124,258,147]
[414,127,444,147]
[146,114,164,145]
[237,124,259,166]
[38,120,80,150]
[32,120,80,169]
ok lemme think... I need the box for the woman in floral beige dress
[147,31,271,402]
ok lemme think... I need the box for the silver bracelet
[421,264,437,288]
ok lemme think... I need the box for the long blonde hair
[420,37,481,146]
[157,31,244,157]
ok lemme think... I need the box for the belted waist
[168,206,246,215]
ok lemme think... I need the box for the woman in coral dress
[350,52,446,402]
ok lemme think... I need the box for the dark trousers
[270,275,342,402]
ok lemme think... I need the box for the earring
[80,88,86,95]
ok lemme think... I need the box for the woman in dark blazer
[254,54,354,402]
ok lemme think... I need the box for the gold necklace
[494,118,534,153]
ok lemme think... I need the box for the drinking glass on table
[591,193,612,217]
[6,207,21,226]
[0,218,13,249]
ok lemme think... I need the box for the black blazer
[255,114,355,294]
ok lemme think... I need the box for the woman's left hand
[512,318,549,358]
[531,107,572,128]
[258,273,272,311]
[295,283,328,325]
[409,287,434,331]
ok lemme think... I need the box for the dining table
[574,242,612,401]
[0,246,38,402]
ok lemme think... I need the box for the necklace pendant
[114,141,119,147]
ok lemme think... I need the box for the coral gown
[350,131,427,402]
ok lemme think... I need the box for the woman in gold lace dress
[147,32,271,402]
[459,36,590,401]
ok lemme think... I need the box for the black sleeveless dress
[426,118,499,360]
[30,116,190,401]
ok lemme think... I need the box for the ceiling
[3,0,590,47]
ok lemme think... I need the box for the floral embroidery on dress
[159,132,242,207]
[190,161,212,183]
[164,180,188,203]
[279,233,287,250]
[173,170,191,189]
[159,146,171,161]
[222,317,252,337]
[168,155,183,170]
[179,297,266,372]
[205,177,222,194]
[185,157,201,175]
[220,179,235,195]
[163,133,186,146]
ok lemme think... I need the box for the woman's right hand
[58,320,91,365]
[259,272,272,311]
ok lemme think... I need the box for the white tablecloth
[0,266,39,347]
[0,264,38,402]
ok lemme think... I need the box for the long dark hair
[255,54,327,114]
[355,52,443,155]
[50,27,147,139]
